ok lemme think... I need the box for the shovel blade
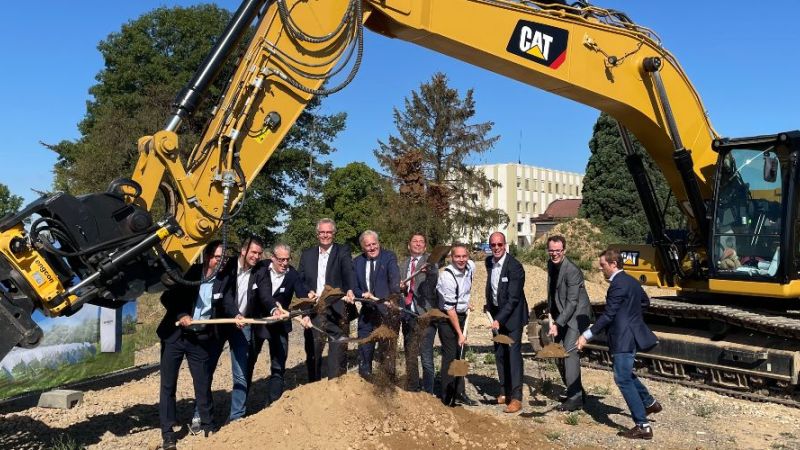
[536,343,568,359]
[492,334,515,345]
[447,359,470,377]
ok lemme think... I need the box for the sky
[1,1,798,205]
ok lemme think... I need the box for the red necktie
[406,258,416,306]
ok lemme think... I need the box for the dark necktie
[368,258,375,292]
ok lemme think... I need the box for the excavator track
[582,360,800,409]
[648,297,800,340]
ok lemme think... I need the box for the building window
[524,179,529,190]
[517,222,523,232]
[525,201,529,212]
[517,201,521,211]
[548,182,552,193]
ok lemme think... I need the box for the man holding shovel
[484,232,528,414]
[436,243,477,407]
[297,218,356,381]
[545,235,592,412]
[399,233,439,394]
[353,230,401,380]
[246,243,309,406]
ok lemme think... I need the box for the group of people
[157,218,662,449]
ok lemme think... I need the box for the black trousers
[357,305,398,378]
[304,312,348,381]
[494,325,524,401]
[399,312,420,390]
[247,326,289,404]
[438,313,466,404]
[159,332,216,437]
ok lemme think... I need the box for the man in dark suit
[484,232,529,414]
[158,240,226,450]
[353,230,401,379]
[246,243,309,406]
[399,233,439,393]
[297,218,356,381]
[545,235,592,411]
[221,236,272,422]
[577,248,661,440]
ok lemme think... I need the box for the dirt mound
[533,218,607,268]
[203,373,555,449]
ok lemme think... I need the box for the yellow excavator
[1,0,798,399]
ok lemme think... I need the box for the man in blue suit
[353,230,400,379]
[246,243,309,406]
[577,248,662,440]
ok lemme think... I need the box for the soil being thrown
[204,373,556,449]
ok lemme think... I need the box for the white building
[465,163,584,247]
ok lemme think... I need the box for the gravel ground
[1,260,799,449]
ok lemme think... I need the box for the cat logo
[506,20,568,69]
[621,251,640,267]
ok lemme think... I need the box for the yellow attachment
[0,225,67,316]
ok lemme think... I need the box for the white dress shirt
[490,253,507,307]
[316,247,330,294]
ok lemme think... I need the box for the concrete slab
[37,389,83,409]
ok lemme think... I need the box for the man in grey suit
[399,233,439,393]
[546,235,592,411]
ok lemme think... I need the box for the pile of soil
[533,218,608,269]
[201,373,557,450]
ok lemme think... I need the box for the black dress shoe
[457,394,478,406]
[162,436,178,450]
[556,400,583,412]
[618,425,653,440]
[645,400,663,415]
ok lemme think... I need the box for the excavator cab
[710,132,800,283]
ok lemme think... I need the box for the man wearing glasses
[484,232,528,414]
[298,218,356,381]
[246,243,309,406]
[545,235,592,411]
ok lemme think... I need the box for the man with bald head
[484,232,528,414]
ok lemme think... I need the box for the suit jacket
[298,243,357,321]
[484,253,529,331]
[399,253,438,313]
[353,250,400,315]
[254,263,309,339]
[157,261,231,343]
[547,257,592,332]
[589,270,658,353]
[222,259,274,322]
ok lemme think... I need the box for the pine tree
[374,72,507,244]
[580,113,684,243]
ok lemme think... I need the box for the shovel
[535,342,578,359]
[484,311,515,345]
[447,310,471,377]
[292,316,358,343]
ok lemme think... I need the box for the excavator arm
[0,0,728,360]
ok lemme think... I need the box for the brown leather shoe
[496,395,507,405]
[645,400,662,415]
[504,399,522,413]
[618,425,653,440]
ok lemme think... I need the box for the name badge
[501,277,509,282]
[252,283,258,290]
[279,287,286,293]
[213,293,222,299]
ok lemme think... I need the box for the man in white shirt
[436,243,477,407]
[221,236,268,422]
[297,219,356,381]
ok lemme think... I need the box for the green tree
[50,5,235,194]
[579,113,684,243]
[0,183,23,217]
[374,72,508,245]
[321,162,389,249]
